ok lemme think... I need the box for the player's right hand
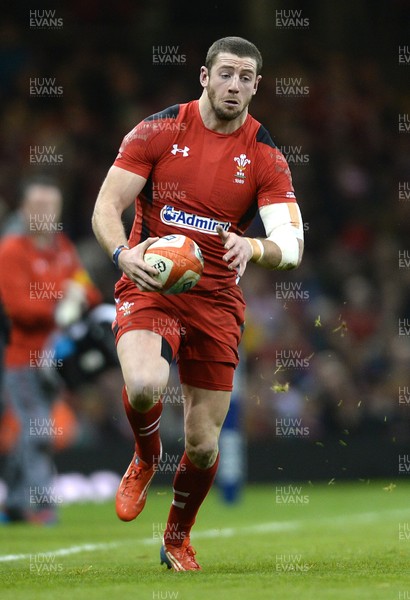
[118,237,163,291]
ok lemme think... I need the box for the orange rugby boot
[160,537,202,571]
[115,452,157,521]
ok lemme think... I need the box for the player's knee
[125,375,165,412]
[185,439,218,469]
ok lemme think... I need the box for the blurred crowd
[0,1,409,455]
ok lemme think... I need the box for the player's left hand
[216,226,253,277]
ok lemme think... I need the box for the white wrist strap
[254,238,265,262]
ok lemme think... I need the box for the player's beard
[207,86,249,122]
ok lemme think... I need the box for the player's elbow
[267,229,304,270]
[292,239,304,269]
[282,239,303,270]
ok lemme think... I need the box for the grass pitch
[1,481,409,599]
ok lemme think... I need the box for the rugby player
[92,36,304,571]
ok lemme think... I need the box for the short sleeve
[256,145,297,207]
[113,120,160,179]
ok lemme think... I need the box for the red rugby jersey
[113,100,297,292]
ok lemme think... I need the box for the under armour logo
[171,144,190,157]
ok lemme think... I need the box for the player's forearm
[92,167,147,260]
[246,237,303,270]
[91,197,129,258]
[253,202,304,270]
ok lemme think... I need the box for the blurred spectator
[0,176,101,522]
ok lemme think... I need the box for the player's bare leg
[115,330,169,521]
[161,385,230,571]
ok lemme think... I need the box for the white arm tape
[268,225,300,269]
[259,203,303,269]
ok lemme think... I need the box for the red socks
[121,386,162,466]
[121,387,219,544]
[164,451,220,546]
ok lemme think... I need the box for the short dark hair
[205,36,263,75]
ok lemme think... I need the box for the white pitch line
[142,519,300,546]
[0,542,122,563]
[1,507,409,563]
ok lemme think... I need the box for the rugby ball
[144,234,204,294]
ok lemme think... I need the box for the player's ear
[199,66,209,88]
[252,75,262,95]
